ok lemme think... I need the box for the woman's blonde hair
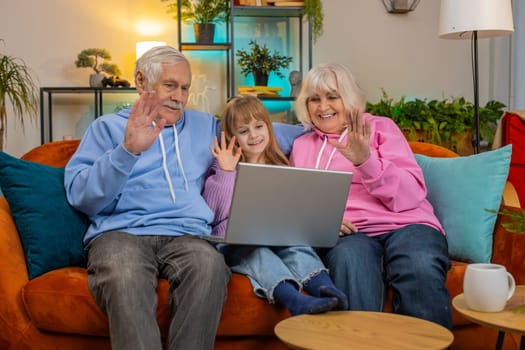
[221,95,288,165]
[295,63,366,130]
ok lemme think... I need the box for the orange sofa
[0,140,523,350]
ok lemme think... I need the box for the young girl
[203,95,347,316]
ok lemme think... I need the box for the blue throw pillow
[0,151,89,279]
[414,144,512,263]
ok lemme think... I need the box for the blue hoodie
[64,108,220,245]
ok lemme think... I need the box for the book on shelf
[237,0,268,6]
[238,86,283,97]
[267,0,304,6]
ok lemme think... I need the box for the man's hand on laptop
[339,219,358,236]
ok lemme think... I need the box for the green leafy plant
[161,0,229,24]
[366,89,505,153]
[0,40,38,151]
[303,0,324,43]
[487,208,525,234]
[75,48,121,75]
[236,40,293,82]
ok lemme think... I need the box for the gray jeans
[86,232,231,350]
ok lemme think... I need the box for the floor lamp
[438,0,514,154]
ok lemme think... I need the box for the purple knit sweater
[202,162,237,237]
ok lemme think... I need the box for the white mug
[463,263,515,312]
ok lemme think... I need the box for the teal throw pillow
[0,151,89,279]
[414,144,512,263]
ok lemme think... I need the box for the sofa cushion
[22,269,289,337]
[0,152,89,279]
[415,144,512,263]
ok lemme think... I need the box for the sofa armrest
[491,205,525,284]
[502,181,521,208]
[0,198,33,343]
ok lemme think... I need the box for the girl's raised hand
[210,131,242,171]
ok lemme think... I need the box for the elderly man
[65,46,230,350]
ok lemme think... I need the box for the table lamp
[439,0,514,153]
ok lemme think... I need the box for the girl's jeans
[219,245,327,302]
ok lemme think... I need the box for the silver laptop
[207,162,352,247]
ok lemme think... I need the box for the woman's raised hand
[210,131,242,171]
[329,111,371,166]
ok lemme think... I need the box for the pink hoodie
[289,113,444,236]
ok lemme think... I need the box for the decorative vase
[89,73,104,88]
[194,23,215,44]
[253,70,269,86]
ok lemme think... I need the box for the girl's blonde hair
[295,63,367,130]
[221,95,288,165]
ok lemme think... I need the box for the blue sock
[273,280,338,316]
[303,271,349,310]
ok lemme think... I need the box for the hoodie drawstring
[173,126,189,192]
[156,123,189,204]
[314,128,348,170]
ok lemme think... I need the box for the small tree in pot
[75,48,121,87]
[0,40,38,151]
[236,40,293,86]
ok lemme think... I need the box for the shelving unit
[176,1,312,105]
[39,87,136,144]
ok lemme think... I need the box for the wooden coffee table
[274,311,454,350]
[452,285,525,350]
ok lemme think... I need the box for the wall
[0,0,514,156]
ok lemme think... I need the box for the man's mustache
[163,100,183,109]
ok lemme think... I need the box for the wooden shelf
[233,6,303,17]
[180,43,231,51]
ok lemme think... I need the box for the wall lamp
[382,0,421,14]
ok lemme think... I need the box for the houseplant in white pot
[161,0,230,44]
[75,48,121,87]
[0,40,38,151]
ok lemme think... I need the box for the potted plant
[161,0,230,44]
[236,40,293,86]
[365,89,505,155]
[75,48,121,87]
[0,40,38,151]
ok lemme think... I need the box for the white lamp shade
[136,41,167,60]
[439,0,514,39]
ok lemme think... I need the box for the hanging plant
[302,0,324,43]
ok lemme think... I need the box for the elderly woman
[289,63,452,329]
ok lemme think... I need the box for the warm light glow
[136,41,167,60]
[136,20,164,36]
